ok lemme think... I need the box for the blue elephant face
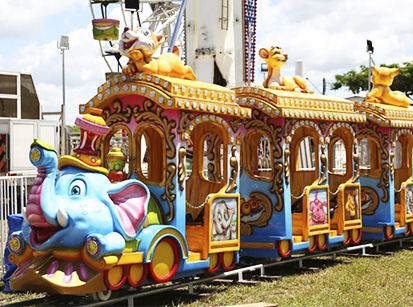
[23,164,150,252]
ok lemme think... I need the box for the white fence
[0,175,35,276]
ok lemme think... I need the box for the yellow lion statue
[366,66,411,108]
[259,46,313,93]
[119,27,196,80]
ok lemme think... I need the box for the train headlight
[86,237,100,258]
[30,148,41,163]
[8,234,24,255]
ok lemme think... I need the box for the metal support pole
[58,35,69,156]
[368,52,372,92]
[61,49,66,156]
[168,0,187,52]
[188,283,194,295]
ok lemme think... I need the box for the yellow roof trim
[354,101,413,127]
[79,73,250,119]
[235,86,365,123]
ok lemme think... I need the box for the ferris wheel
[89,0,187,73]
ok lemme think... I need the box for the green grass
[179,248,413,307]
[0,291,45,305]
[3,248,413,306]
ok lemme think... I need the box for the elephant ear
[107,180,149,237]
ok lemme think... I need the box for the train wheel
[92,289,112,301]
[383,226,394,241]
[308,236,317,252]
[127,263,147,288]
[317,234,327,251]
[221,252,236,271]
[343,230,351,246]
[276,240,292,258]
[351,228,362,244]
[149,237,180,283]
[207,253,221,273]
[104,266,127,291]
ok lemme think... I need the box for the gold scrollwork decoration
[318,142,327,184]
[389,151,395,180]
[177,112,195,135]
[103,99,132,125]
[246,110,283,159]
[178,147,186,192]
[240,192,273,236]
[161,163,176,221]
[225,145,238,193]
[352,143,360,183]
[379,163,390,202]
[357,125,389,161]
[270,163,284,211]
[133,100,177,159]
[284,147,290,185]
[229,118,244,134]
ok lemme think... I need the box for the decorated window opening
[394,134,413,192]
[359,138,371,170]
[186,145,193,179]
[245,131,273,180]
[331,139,347,175]
[135,125,165,185]
[103,125,132,178]
[358,137,381,178]
[202,134,225,182]
[297,136,316,171]
[394,140,402,170]
[185,122,229,222]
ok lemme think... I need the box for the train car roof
[234,86,366,123]
[354,100,413,128]
[79,73,251,119]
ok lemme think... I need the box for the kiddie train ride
[5,28,413,300]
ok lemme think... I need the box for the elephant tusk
[22,207,28,223]
[57,208,69,228]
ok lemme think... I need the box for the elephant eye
[69,179,86,197]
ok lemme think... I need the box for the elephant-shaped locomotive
[7,139,152,297]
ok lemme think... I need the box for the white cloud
[0,0,86,37]
[256,0,413,94]
[0,22,111,124]
[2,0,413,126]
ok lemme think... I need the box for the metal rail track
[6,237,413,307]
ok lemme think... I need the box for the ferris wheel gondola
[89,0,187,73]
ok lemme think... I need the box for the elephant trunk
[26,139,60,228]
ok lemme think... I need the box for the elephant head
[23,139,150,256]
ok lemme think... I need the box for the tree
[331,62,413,98]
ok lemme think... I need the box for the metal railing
[0,175,35,276]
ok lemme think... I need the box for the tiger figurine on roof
[119,27,197,80]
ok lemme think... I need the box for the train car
[6,67,251,299]
[234,85,365,258]
[354,98,413,240]
[4,27,413,301]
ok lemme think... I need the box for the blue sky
[0,0,412,124]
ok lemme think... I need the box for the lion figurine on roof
[366,66,412,108]
[259,46,313,93]
[119,27,197,80]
